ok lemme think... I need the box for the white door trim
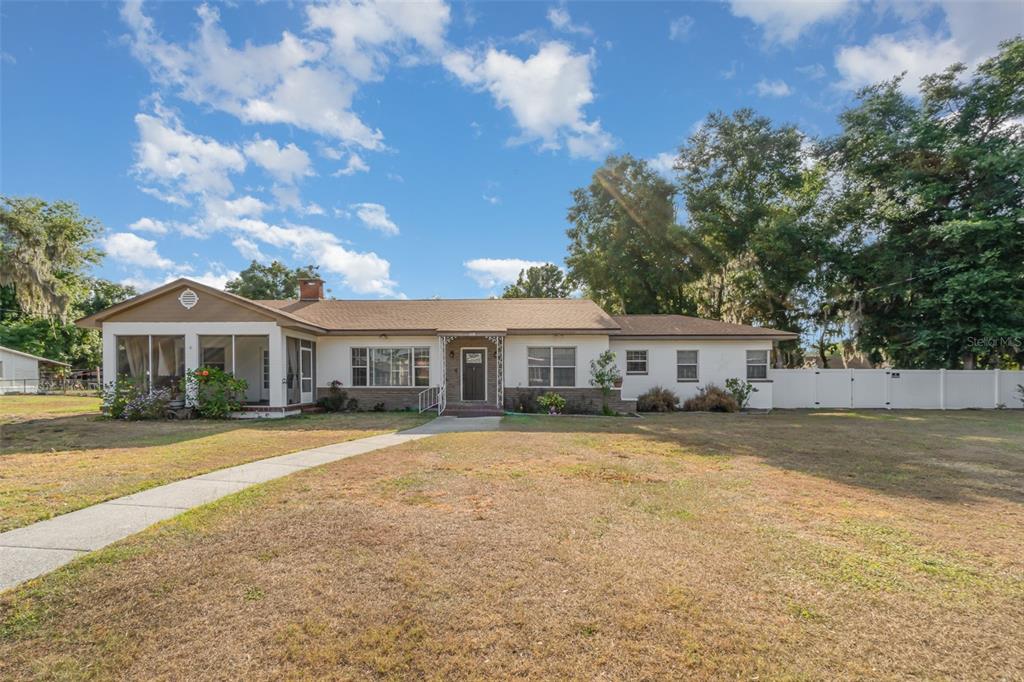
[460,346,487,402]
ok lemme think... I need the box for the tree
[822,38,1024,368]
[225,261,320,300]
[0,278,135,368]
[0,196,102,321]
[502,264,571,298]
[675,110,829,365]
[589,349,623,415]
[565,154,706,314]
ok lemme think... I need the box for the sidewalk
[0,417,501,592]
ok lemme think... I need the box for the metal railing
[418,385,441,414]
[0,378,100,395]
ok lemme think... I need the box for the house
[0,344,71,394]
[76,278,797,416]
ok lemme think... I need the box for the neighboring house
[0,344,71,394]
[76,278,796,417]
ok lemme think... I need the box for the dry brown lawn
[0,397,430,531]
[0,395,102,424]
[1,410,1023,679]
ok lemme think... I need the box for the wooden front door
[461,348,486,401]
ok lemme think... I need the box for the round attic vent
[178,289,199,309]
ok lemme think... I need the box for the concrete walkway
[0,417,501,592]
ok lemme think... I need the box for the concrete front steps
[441,402,504,418]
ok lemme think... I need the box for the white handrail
[418,385,443,414]
[438,384,446,415]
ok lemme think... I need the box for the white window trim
[746,349,769,380]
[625,350,648,375]
[460,346,488,402]
[351,346,431,388]
[527,346,577,388]
[676,349,699,383]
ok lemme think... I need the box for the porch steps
[441,403,504,418]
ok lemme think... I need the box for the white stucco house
[0,344,70,394]
[76,278,797,417]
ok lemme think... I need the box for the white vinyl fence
[768,369,1024,410]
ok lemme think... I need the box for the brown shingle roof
[611,314,798,339]
[254,298,620,334]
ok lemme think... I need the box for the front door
[461,348,486,401]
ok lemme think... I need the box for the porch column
[268,328,286,408]
[487,335,504,409]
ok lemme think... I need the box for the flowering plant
[101,377,171,420]
[180,366,248,419]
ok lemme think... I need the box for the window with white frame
[625,350,648,375]
[746,350,769,379]
[527,346,576,387]
[676,350,698,381]
[351,346,430,387]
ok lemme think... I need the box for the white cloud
[332,152,370,176]
[834,1,1020,95]
[836,35,964,94]
[139,185,189,207]
[444,42,614,159]
[306,0,451,80]
[228,218,399,295]
[482,194,501,205]
[270,185,324,216]
[464,257,548,289]
[796,63,827,79]
[729,0,855,45]
[122,268,238,292]
[128,217,168,235]
[648,151,676,177]
[547,6,593,37]
[669,15,695,41]
[133,105,246,198]
[755,78,793,97]
[103,232,176,270]
[243,137,313,184]
[232,237,266,262]
[121,1,384,148]
[350,202,399,235]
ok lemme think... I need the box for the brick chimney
[298,277,325,301]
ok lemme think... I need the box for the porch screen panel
[199,336,233,372]
[151,336,185,390]
[116,336,150,388]
[286,337,301,404]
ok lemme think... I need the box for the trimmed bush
[637,386,679,412]
[317,380,352,412]
[537,391,567,415]
[682,384,739,413]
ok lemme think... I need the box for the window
[414,347,430,387]
[677,350,698,381]
[116,336,151,388]
[746,350,769,379]
[263,350,270,390]
[352,348,368,386]
[151,336,185,390]
[527,346,576,387]
[351,346,428,387]
[626,350,648,375]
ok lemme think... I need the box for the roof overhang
[0,345,71,366]
[75,278,326,334]
[612,334,798,341]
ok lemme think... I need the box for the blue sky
[2,1,1020,299]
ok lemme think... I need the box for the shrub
[101,376,172,420]
[181,367,248,419]
[637,386,679,412]
[1018,384,1024,407]
[537,391,567,415]
[372,402,386,412]
[682,384,739,412]
[346,397,360,412]
[725,378,758,409]
[317,380,351,412]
